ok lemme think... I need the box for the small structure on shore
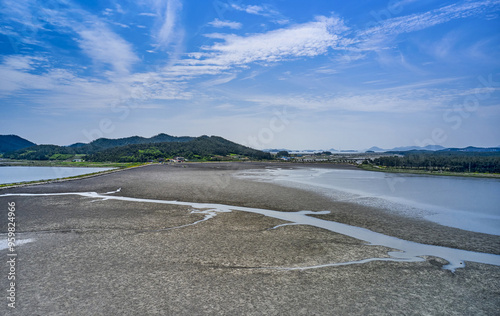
[171,157,186,163]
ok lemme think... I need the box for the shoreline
[4,189,498,272]
[0,161,356,189]
[3,162,498,253]
[358,163,500,178]
[1,162,499,314]
[0,163,149,189]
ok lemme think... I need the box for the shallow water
[0,166,116,185]
[2,189,499,272]
[236,168,500,236]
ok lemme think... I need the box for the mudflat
[1,162,499,315]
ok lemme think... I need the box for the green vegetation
[358,163,500,178]
[86,136,271,162]
[0,135,36,154]
[1,134,271,162]
[70,133,194,154]
[362,151,500,177]
[3,145,75,160]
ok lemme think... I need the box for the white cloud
[239,80,468,113]
[115,4,125,14]
[1,1,140,77]
[156,0,183,51]
[231,4,265,15]
[139,12,157,17]
[167,16,349,78]
[362,0,500,37]
[76,24,138,75]
[230,4,278,17]
[102,8,113,16]
[208,18,242,30]
[0,54,191,112]
[112,22,130,28]
[200,74,238,87]
[344,0,500,67]
[230,3,288,24]
[2,55,39,70]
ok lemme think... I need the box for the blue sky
[1,0,499,150]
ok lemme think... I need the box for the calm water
[0,166,115,185]
[238,168,500,236]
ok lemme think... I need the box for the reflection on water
[0,166,116,185]
[237,168,500,236]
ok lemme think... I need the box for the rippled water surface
[237,168,500,235]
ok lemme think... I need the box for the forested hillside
[70,133,194,154]
[86,136,271,162]
[369,151,500,173]
[3,135,271,162]
[0,135,36,153]
[3,145,75,160]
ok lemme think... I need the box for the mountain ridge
[68,133,195,154]
[2,134,500,157]
[0,135,36,154]
[1,134,270,161]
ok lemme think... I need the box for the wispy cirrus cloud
[241,86,455,113]
[1,0,139,76]
[167,1,500,82]
[167,16,349,78]
[230,3,289,24]
[208,18,242,29]
[361,0,500,38]
[139,12,157,17]
[230,4,270,15]
[155,0,184,51]
[76,24,138,75]
[340,0,500,68]
[0,55,191,111]
[2,0,498,119]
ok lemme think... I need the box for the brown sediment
[1,162,499,315]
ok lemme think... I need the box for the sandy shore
[1,162,499,315]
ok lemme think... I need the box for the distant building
[72,159,83,162]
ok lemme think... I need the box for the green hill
[3,145,76,160]
[86,136,271,162]
[3,134,271,162]
[0,135,36,154]
[71,133,195,154]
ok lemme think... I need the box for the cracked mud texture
[1,162,499,315]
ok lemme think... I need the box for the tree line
[368,152,500,173]
[2,136,272,162]
[86,136,271,162]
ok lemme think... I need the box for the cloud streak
[1,0,499,122]
[361,1,500,39]
[208,18,242,29]
[167,16,349,78]
[156,0,183,51]
[76,24,138,75]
